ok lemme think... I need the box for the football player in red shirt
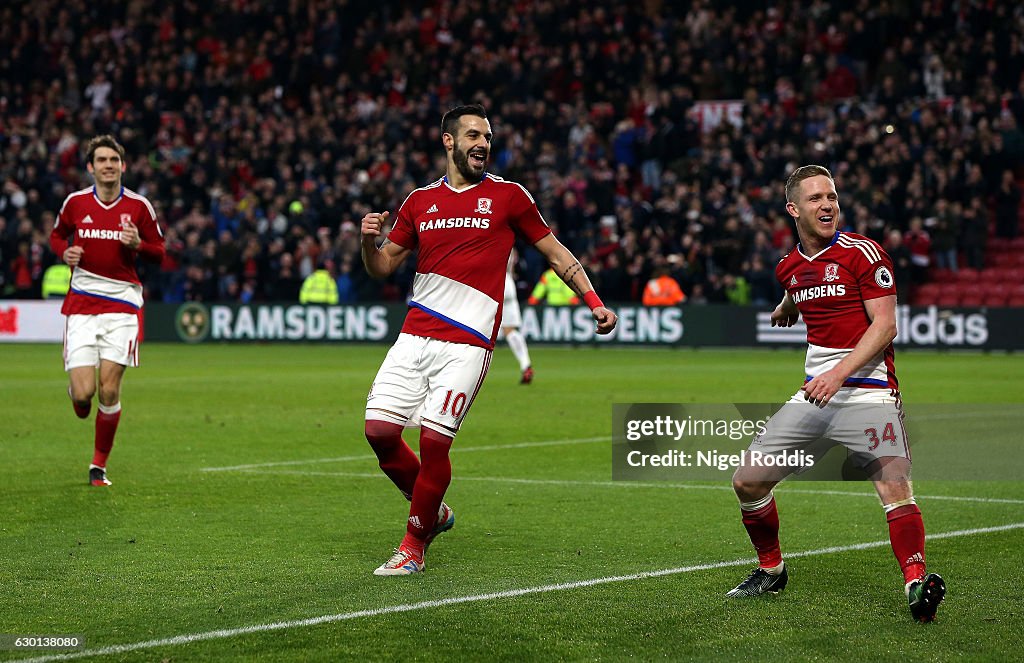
[726,165,945,622]
[360,105,617,575]
[50,135,165,487]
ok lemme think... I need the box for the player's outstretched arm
[361,211,411,279]
[770,292,800,327]
[532,233,617,334]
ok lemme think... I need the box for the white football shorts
[500,273,522,328]
[744,394,910,478]
[64,313,141,371]
[366,333,492,437]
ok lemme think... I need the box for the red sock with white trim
[365,419,420,499]
[92,402,121,468]
[402,427,453,558]
[740,493,784,571]
[886,502,926,583]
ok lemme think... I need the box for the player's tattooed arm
[534,234,596,298]
[559,260,586,297]
[534,231,617,333]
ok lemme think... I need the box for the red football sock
[93,403,121,468]
[887,503,926,583]
[365,419,420,499]
[405,427,453,548]
[741,497,783,569]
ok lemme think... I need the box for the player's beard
[453,142,486,182]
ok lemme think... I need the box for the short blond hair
[785,165,833,203]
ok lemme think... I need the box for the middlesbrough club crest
[120,214,132,227]
[823,263,840,282]
[475,197,492,214]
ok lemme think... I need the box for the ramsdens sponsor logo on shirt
[419,217,491,232]
[79,228,123,240]
[792,284,846,304]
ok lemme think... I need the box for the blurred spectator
[269,253,302,301]
[336,256,358,304]
[903,218,932,283]
[929,199,960,272]
[642,265,686,307]
[886,230,913,305]
[961,198,989,271]
[528,268,579,306]
[723,274,751,306]
[299,261,339,304]
[995,170,1022,239]
[744,255,778,307]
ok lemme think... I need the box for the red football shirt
[387,173,551,349]
[776,231,898,391]
[50,186,165,315]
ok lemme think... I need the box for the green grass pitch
[2,343,1022,661]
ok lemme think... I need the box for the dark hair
[441,104,487,137]
[85,134,126,164]
[785,165,833,203]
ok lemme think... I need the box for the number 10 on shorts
[440,390,467,418]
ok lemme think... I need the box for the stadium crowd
[1,0,1023,305]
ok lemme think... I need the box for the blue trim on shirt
[805,375,888,388]
[797,231,840,258]
[70,288,140,310]
[92,186,125,204]
[408,301,491,344]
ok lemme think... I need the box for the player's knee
[364,419,404,450]
[71,383,95,403]
[419,427,454,462]
[732,475,770,502]
[97,384,121,406]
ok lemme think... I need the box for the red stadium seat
[915,283,942,299]
[937,282,962,299]
[989,252,1015,267]
[936,294,960,307]
[954,268,980,282]
[986,283,1012,298]
[991,268,1024,284]
[1007,295,1024,308]
[978,269,1003,282]
[983,294,1008,307]
[959,293,985,307]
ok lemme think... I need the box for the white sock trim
[883,497,917,513]
[98,402,121,415]
[739,492,775,511]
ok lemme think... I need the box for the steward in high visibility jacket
[642,269,686,306]
[299,268,339,304]
[42,263,72,299]
[528,268,579,306]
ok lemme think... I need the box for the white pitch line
[199,436,611,472]
[238,469,1024,505]
[16,522,1024,663]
